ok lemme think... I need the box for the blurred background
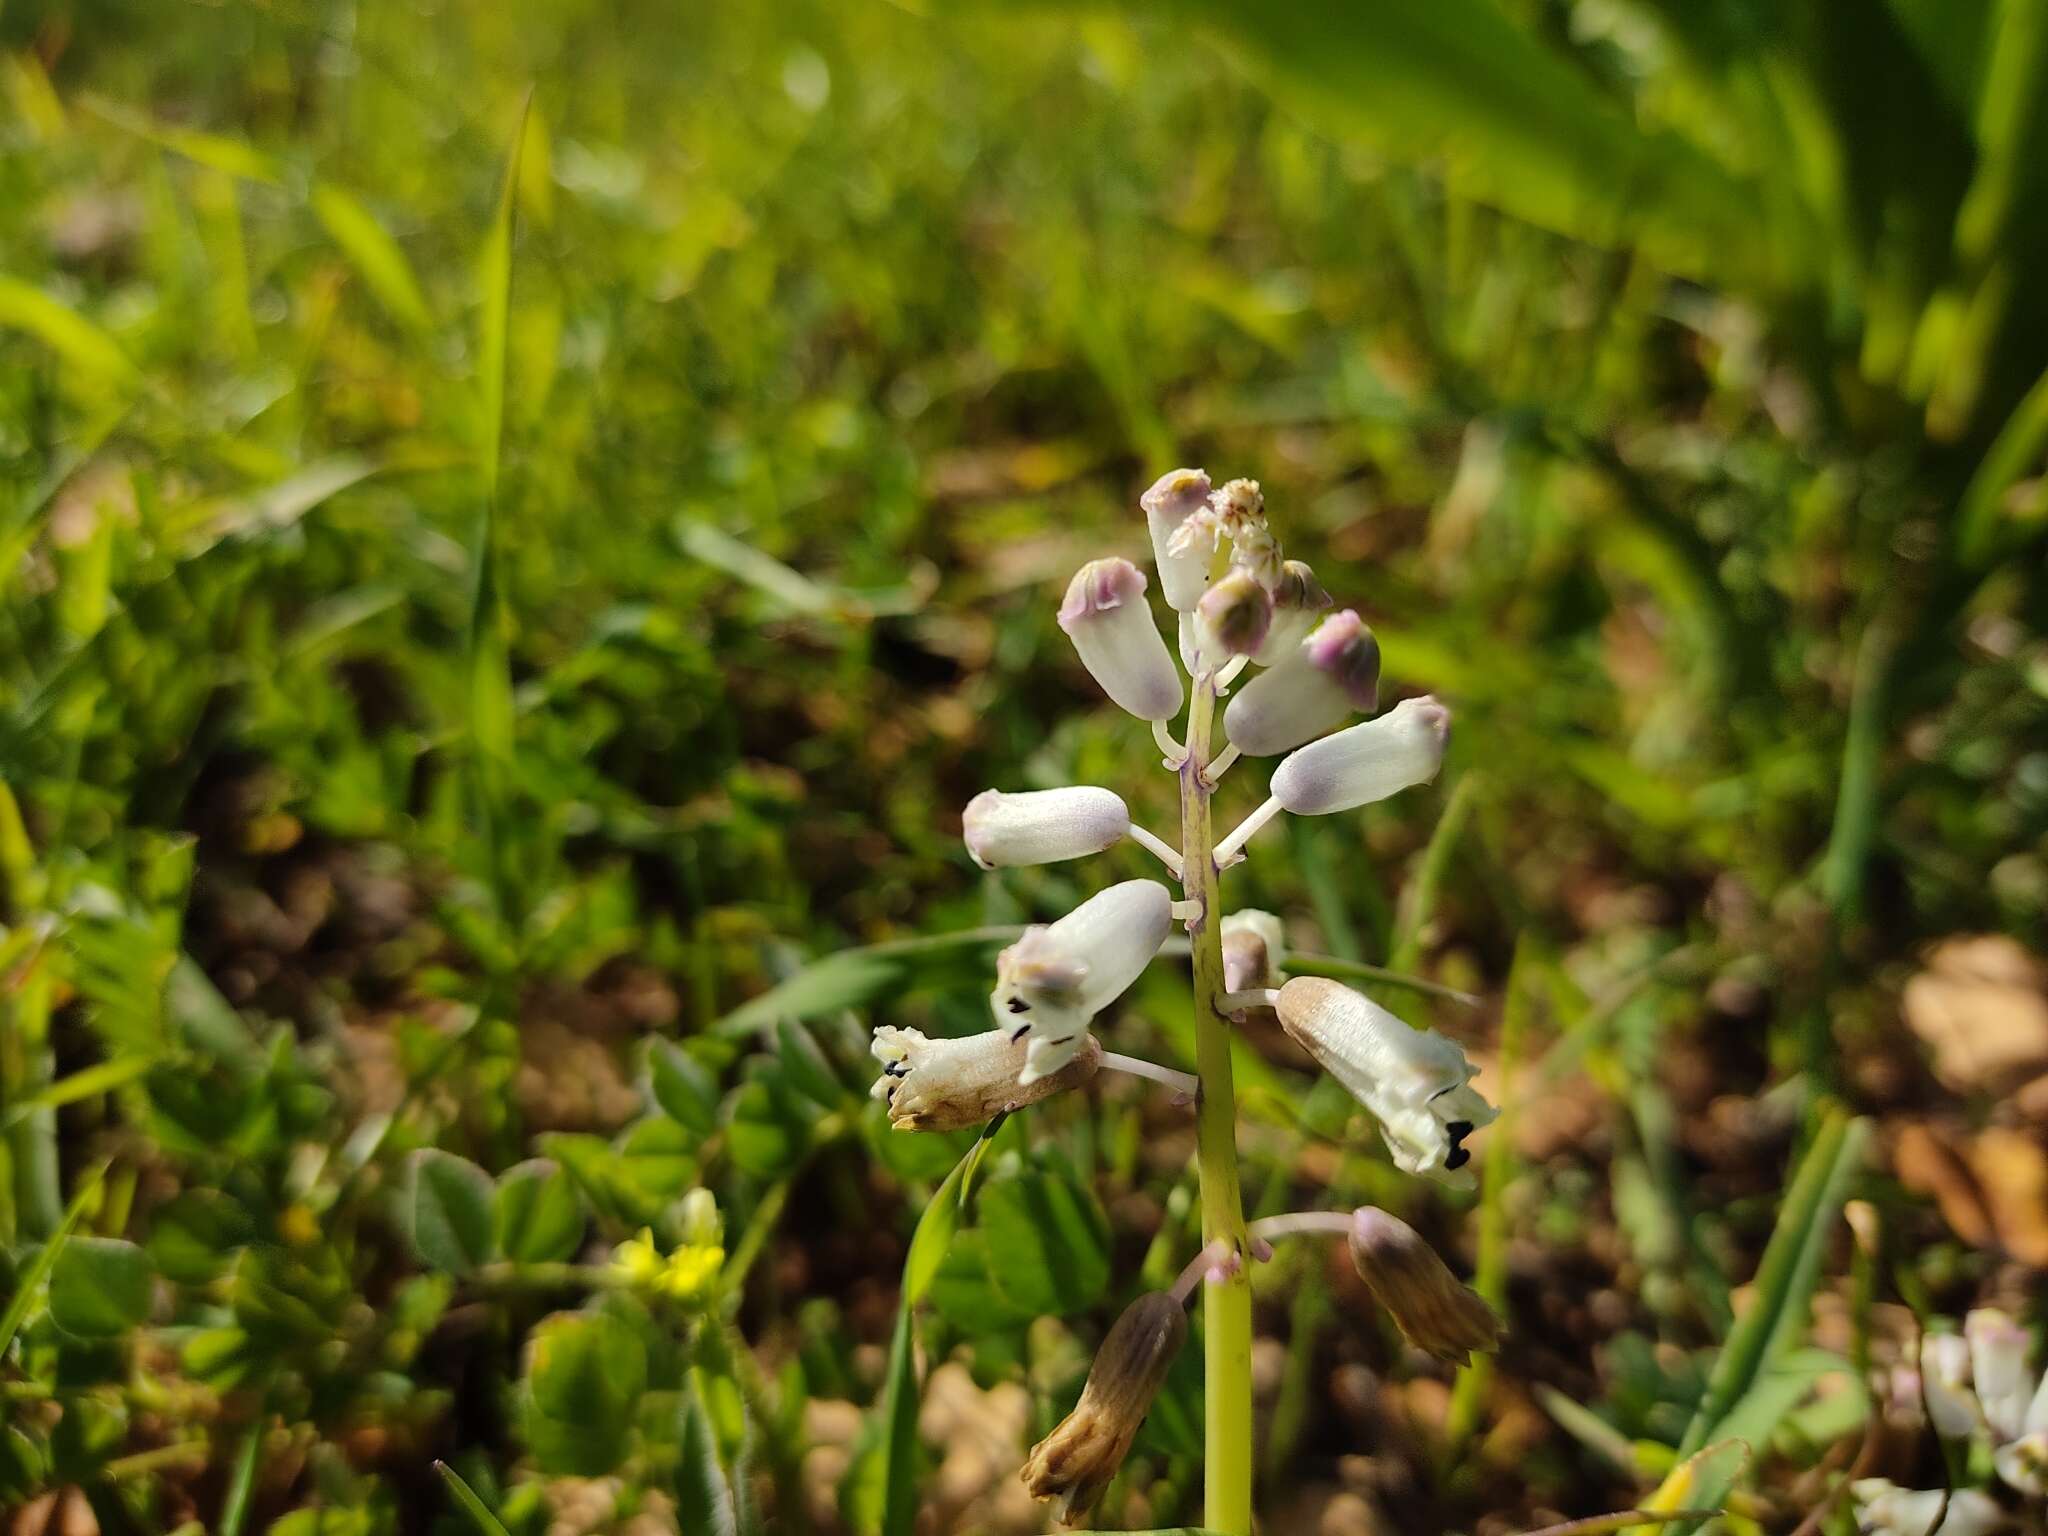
[2,0,2047,1532]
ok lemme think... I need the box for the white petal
[1922,1333,1981,1439]
[1967,1308,2034,1441]
[992,882,1174,1076]
[1059,559,1183,721]
[1995,1430,2048,1496]
[1142,468,1216,611]
[2023,1365,2048,1436]
[1851,1480,2005,1536]
[1271,696,1451,816]
[962,786,1129,869]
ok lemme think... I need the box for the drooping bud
[992,880,1174,1084]
[1275,976,1496,1188]
[1270,696,1450,816]
[1221,909,1285,993]
[871,1027,1102,1131]
[1346,1206,1501,1365]
[962,786,1130,870]
[1221,610,1380,756]
[1192,569,1274,670]
[1141,468,1217,611]
[1921,1332,1979,1439]
[1849,1480,2005,1536]
[1252,560,1333,664]
[1058,558,1183,722]
[1967,1308,2035,1441]
[1021,1291,1188,1523]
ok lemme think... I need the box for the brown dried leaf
[1967,1126,2048,1265]
[1903,936,2048,1091]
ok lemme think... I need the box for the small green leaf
[0,1166,104,1356]
[493,1159,583,1265]
[713,951,904,1040]
[267,1511,374,1536]
[646,1038,720,1137]
[726,1065,813,1179]
[48,1236,152,1338]
[524,1310,646,1476]
[409,1150,496,1275]
[148,1189,257,1284]
[980,1165,1112,1317]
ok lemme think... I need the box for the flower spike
[1275,976,1496,1188]
[962,786,1130,869]
[1059,558,1183,721]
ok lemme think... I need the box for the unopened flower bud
[1270,696,1450,816]
[992,880,1174,1084]
[1058,558,1183,722]
[1850,1480,2004,1536]
[1193,569,1273,668]
[1221,909,1284,993]
[1921,1331,1979,1439]
[871,1026,1102,1131]
[1141,468,1217,611]
[1275,976,1496,1187]
[962,786,1130,870]
[1021,1291,1187,1522]
[679,1187,722,1249]
[1252,560,1333,664]
[1968,1308,2035,1441]
[1347,1207,1501,1365]
[1222,610,1380,756]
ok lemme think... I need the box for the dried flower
[1141,467,1218,611]
[1346,1206,1501,1365]
[871,1026,1102,1130]
[1212,478,1280,590]
[1058,558,1183,721]
[1849,1479,2005,1536]
[1192,569,1274,669]
[993,879,1174,1084]
[1252,559,1333,664]
[1270,695,1450,816]
[962,786,1130,870]
[1275,976,1496,1187]
[1021,1291,1188,1522]
[1221,909,1284,993]
[1222,609,1380,756]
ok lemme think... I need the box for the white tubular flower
[1967,1308,2035,1441]
[1252,560,1333,665]
[962,786,1130,870]
[992,879,1174,1084]
[1221,909,1285,993]
[1058,558,1183,722]
[1270,696,1451,816]
[871,1026,1102,1131]
[1192,569,1274,670]
[1274,976,1496,1188]
[1996,1432,2048,1497]
[1222,609,1380,756]
[1922,1332,1981,1439]
[1141,467,1217,611]
[1849,1480,2005,1536]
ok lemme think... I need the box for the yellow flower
[657,1243,724,1303]
[611,1228,665,1287]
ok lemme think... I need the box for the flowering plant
[870,470,1496,1531]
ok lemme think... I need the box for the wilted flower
[1252,559,1333,665]
[1058,558,1183,721]
[870,1026,1102,1130]
[1192,569,1274,668]
[1212,478,1280,590]
[1849,1480,2005,1536]
[1275,976,1496,1187]
[963,786,1130,870]
[1270,695,1450,816]
[1221,909,1284,993]
[1021,1291,1188,1522]
[1347,1206,1500,1365]
[1222,609,1380,756]
[1141,467,1217,611]
[993,879,1174,1084]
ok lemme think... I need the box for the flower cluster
[867,468,1497,1522]
[609,1190,724,1305]
[1855,1308,2048,1535]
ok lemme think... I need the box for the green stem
[1181,675,1253,1536]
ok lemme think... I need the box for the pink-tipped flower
[962,786,1130,870]
[1921,1332,1979,1439]
[1347,1206,1501,1365]
[1221,909,1284,993]
[992,879,1174,1084]
[1192,569,1274,670]
[871,1027,1101,1131]
[1252,560,1333,664]
[1059,558,1183,722]
[1275,976,1496,1188]
[1968,1308,2036,1441]
[1270,696,1450,816]
[1021,1290,1187,1522]
[1221,609,1380,756]
[1141,468,1217,611]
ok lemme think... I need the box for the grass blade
[0,277,138,384]
[0,1162,106,1358]
[312,183,433,336]
[436,1461,514,1536]
[1389,774,1478,973]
